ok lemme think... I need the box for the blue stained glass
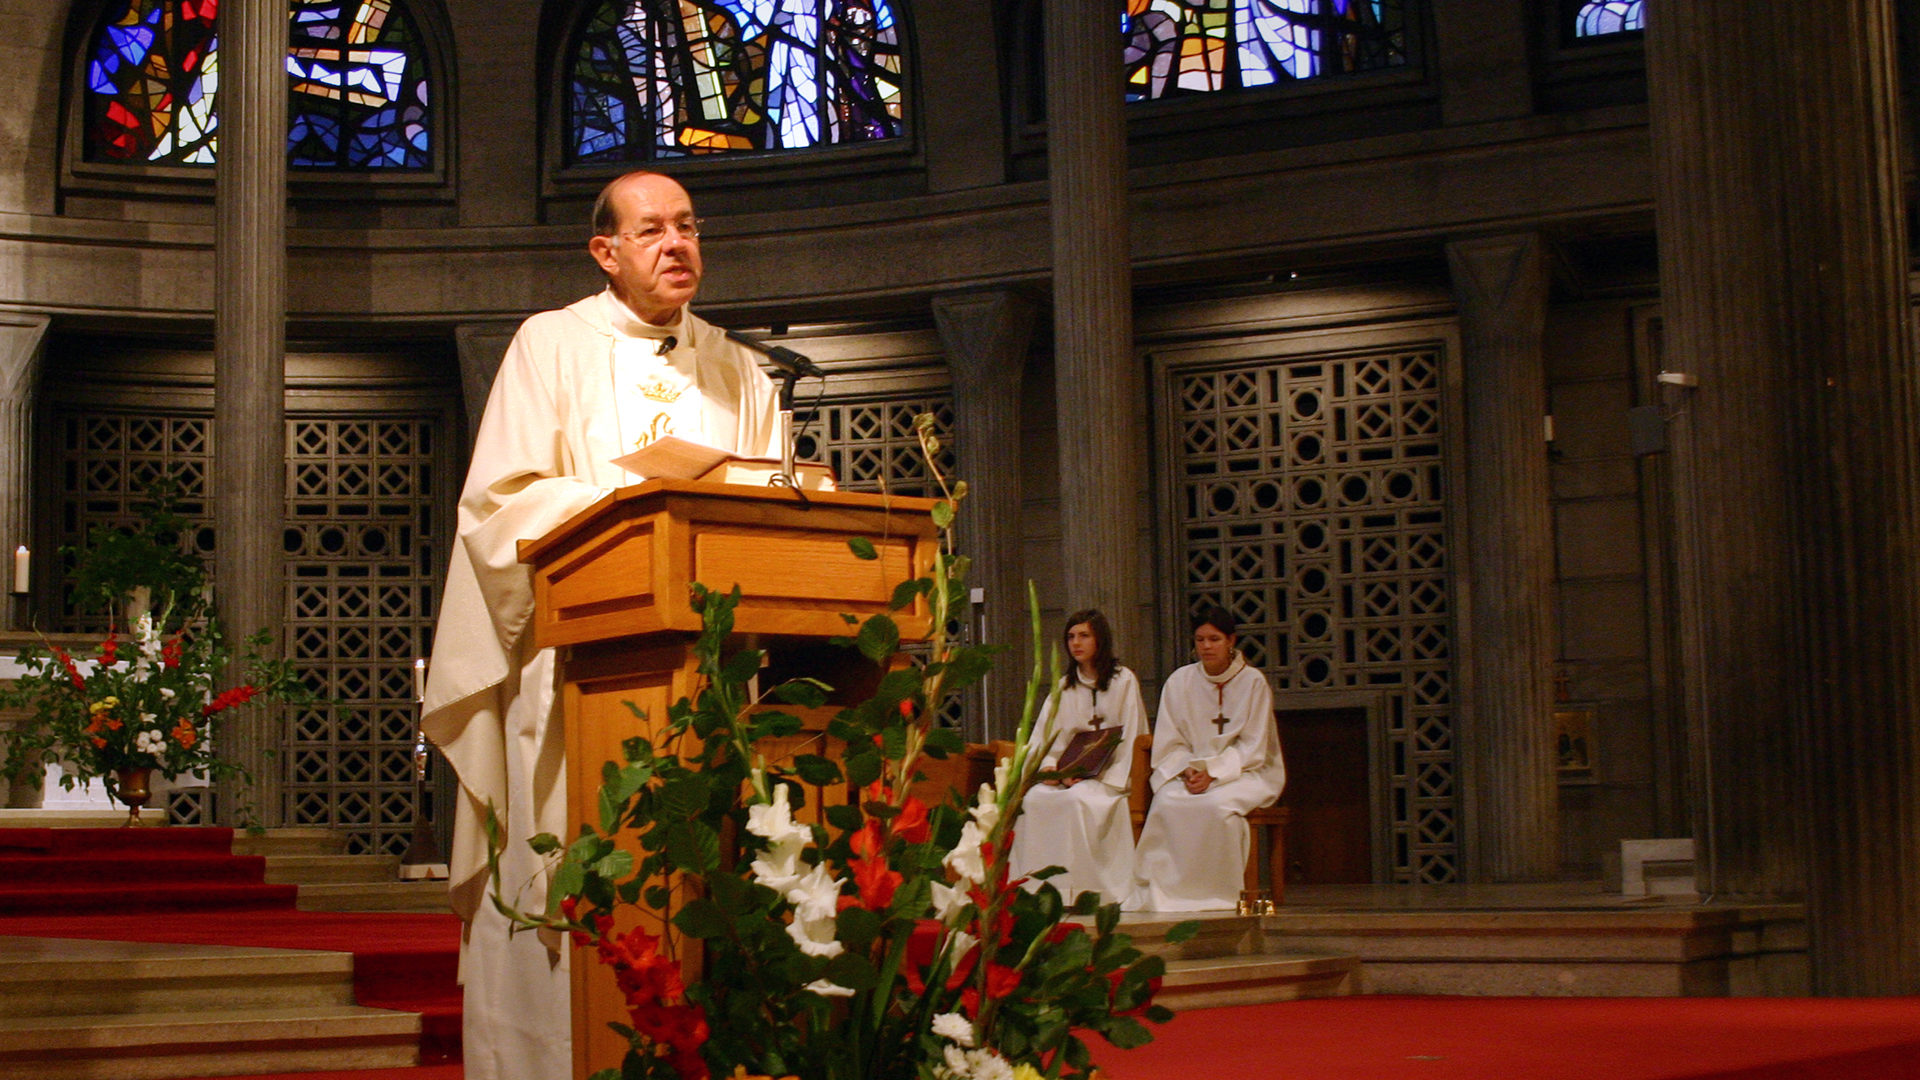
[1573,1,1643,37]
[568,0,904,162]
[84,0,430,169]
[1125,0,1407,102]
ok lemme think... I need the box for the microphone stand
[776,369,800,488]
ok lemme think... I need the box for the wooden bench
[1128,733,1288,907]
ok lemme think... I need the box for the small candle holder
[1237,889,1275,916]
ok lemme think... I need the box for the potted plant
[0,482,305,823]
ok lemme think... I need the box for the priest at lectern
[421,170,780,1080]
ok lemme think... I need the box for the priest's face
[1193,623,1237,675]
[588,173,704,325]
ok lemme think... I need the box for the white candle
[413,658,427,703]
[11,546,26,594]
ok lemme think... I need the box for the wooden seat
[1128,732,1288,907]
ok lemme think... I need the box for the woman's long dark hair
[1060,608,1119,693]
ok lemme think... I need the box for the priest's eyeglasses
[619,218,704,247]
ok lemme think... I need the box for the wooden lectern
[519,479,940,1080]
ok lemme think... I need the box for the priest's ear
[588,233,621,276]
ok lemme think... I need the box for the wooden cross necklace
[1210,680,1231,735]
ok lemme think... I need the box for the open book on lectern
[612,435,837,491]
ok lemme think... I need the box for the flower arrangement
[495,416,1193,1080]
[0,484,306,814]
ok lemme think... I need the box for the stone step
[230,828,350,858]
[0,809,141,828]
[294,880,451,914]
[0,1004,419,1080]
[1159,952,1360,1010]
[0,937,357,1019]
[263,853,401,885]
[1118,913,1266,961]
[1261,903,1808,996]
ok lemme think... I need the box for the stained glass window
[84,0,432,169]
[1124,0,1409,102]
[1571,1,1644,38]
[568,0,905,163]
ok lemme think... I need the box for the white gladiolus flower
[158,687,175,700]
[785,863,844,958]
[970,783,1001,833]
[944,821,986,884]
[746,784,808,845]
[804,979,856,998]
[932,1011,974,1046]
[750,834,808,896]
[931,880,969,924]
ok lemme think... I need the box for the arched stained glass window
[1571,1,1644,38]
[568,0,905,163]
[1124,0,1409,102]
[83,0,433,169]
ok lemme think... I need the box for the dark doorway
[1277,706,1372,884]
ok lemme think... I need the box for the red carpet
[1103,996,1920,1080]
[0,827,463,1064]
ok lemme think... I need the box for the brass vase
[114,766,152,827]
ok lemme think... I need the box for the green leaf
[659,774,710,819]
[527,832,562,856]
[923,727,964,756]
[644,885,672,910]
[821,951,880,990]
[673,898,731,939]
[1164,919,1203,945]
[793,754,843,786]
[590,848,634,880]
[772,678,832,708]
[825,803,864,833]
[855,614,901,663]
[664,821,721,873]
[836,905,882,950]
[848,537,879,560]
[721,648,764,687]
[889,578,928,612]
[931,501,954,529]
[1101,1016,1154,1049]
[843,750,883,790]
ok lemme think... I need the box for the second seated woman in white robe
[1008,609,1147,906]
[1130,605,1286,912]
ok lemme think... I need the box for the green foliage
[486,413,1174,1080]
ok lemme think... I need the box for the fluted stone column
[214,0,288,827]
[1648,0,1920,992]
[933,291,1038,741]
[0,316,47,630]
[1447,234,1560,882]
[1044,1,1148,663]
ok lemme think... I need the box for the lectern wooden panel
[520,479,939,1080]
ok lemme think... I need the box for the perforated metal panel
[793,393,971,733]
[1166,346,1460,883]
[284,418,441,855]
[51,407,448,849]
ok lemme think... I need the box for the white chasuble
[1130,656,1286,912]
[420,289,779,1080]
[1008,665,1148,906]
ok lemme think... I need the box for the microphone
[722,327,827,379]
[656,335,676,357]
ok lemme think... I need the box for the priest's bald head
[587,171,705,326]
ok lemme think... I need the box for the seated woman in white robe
[1130,605,1286,912]
[1008,609,1146,906]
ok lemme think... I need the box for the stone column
[1447,234,1560,882]
[1648,0,1920,992]
[0,316,47,629]
[1044,1,1149,664]
[933,291,1038,741]
[214,0,288,827]
[454,323,519,447]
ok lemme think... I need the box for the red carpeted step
[0,826,239,856]
[0,852,275,887]
[0,880,299,916]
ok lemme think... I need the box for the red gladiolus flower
[171,718,198,748]
[849,850,902,911]
[53,648,84,690]
[203,684,260,716]
[893,796,930,845]
[160,638,183,669]
[99,635,118,666]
